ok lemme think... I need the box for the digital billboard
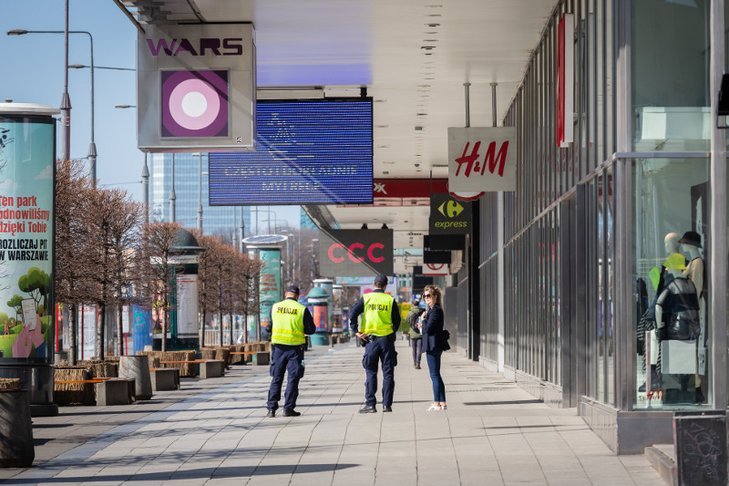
[0,110,55,363]
[209,98,373,205]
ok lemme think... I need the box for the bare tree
[54,159,94,365]
[140,222,181,352]
[107,195,143,356]
[195,233,219,348]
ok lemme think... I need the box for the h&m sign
[447,127,516,192]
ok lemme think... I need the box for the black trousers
[362,336,397,407]
[267,345,305,411]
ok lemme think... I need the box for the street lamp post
[8,27,96,185]
[142,153,149,225]
[114,104,148,224]
[197,153,204,234]
[170,154,176,222]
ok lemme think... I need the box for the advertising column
[257,248,281,340]
[0,103,58,416]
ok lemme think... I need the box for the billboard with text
[209,98,373,205]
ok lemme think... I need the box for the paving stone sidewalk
[1,341,665,486]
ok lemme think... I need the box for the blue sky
[2,1,141,198]
[1,1,300,227]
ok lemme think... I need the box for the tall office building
[150,153,251,241]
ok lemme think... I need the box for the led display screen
[209,98,373,205]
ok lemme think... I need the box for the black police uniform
[349,289,401,411]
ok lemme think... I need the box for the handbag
[440,329,451,351]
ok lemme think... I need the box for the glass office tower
[150,153,251,240]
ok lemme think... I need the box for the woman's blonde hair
[423,284,442,306]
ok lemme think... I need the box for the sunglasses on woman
[423,294,431,298]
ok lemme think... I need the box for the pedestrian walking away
[349,274,401,413]
[421,284,447,411]
[406,297,424,369]
[266,284,316,418]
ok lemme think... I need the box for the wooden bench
[55,378,109,385]
[150,367,180,391]
[159,359,225,379]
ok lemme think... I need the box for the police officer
[266,285,316,418]
[349,274,401,413]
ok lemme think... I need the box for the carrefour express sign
[209,98,373,205]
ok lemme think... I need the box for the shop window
[632,0,710,151]
[632,158,710,410]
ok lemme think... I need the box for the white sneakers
[427,403,447,412]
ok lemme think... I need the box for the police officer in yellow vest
[349,274,401,413]
[266,285,316,418]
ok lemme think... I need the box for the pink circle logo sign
[161,70,229,138]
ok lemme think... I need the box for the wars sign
[448,127,516,192]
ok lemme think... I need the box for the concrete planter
[119,356,153,400]
[0,388,34,467]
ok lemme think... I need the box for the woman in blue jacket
[420,284,447,411]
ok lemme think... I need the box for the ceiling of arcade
[122,0,556,273]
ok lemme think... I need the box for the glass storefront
[632,157,710,410]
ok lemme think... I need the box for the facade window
[632,158,710,409]
[632,0,710,152]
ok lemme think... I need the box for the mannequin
[655,253,701,402]
[649,232,681,292]
[679,230,706,402]
[641,232,682,394]
[665,232,681,254]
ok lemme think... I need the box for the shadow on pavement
[5,463,359,483]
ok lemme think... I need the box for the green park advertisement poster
[0,117,54,361]
[258,248,281,335]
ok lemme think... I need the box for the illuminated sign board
[318,229,393,277]
[137,23,255,152]
[209,98,373,205]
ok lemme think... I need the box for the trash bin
[673,411,727,486]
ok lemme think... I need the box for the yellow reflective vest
[271,299,307,345]
[360,292,395,337]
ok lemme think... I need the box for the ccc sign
[327,242,385,263]
[318,229,393,277]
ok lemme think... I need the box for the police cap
[286,285,300,295]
